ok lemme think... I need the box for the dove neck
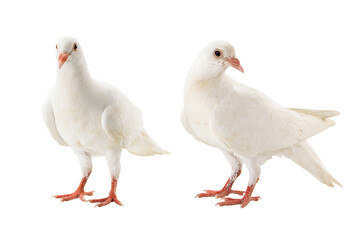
[188,57,227,82]
[187,64,226,85]
[56,63,91,86]
[184,69,226,100]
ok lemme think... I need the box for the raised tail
[126,130,169,156]
[282,140,341,187]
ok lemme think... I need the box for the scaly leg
[196,151,244,199]
[54,150,94,202]
[89,178,122,207]
[89,150,123,207]
[217,165,261,208]
[54,173,94,202]
[196,169,244,198]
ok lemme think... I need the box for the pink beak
[58,52,70,69]
[227,57,244,73]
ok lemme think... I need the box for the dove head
[56,36,87,71]
[189,40,244,80]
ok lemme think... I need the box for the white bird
[181,40,341,208]
[43,36,168,207]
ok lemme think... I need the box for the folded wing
[210,84,335,158]
[102,94,168,156]
[42,92,68,146]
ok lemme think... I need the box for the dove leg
[54,150,94,202]
[196,151,245,198]
[217,164,261,208]
[89,150,123,207]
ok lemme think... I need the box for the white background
[0,0,359,239]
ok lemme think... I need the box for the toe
[215,190,231,198]
[230,190,245,195]
[216,197,242,206]
[61,195,76,202]
[84,191,95,196]
[114,198,123,206]
[196,192,211,198]
[53,193,72,198]
[95,198,112,208]
[79,194,88,202]
[196,190,219,198]
[89,197,108,203]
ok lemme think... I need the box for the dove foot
[54,190,94,202]
[53,175,93,202]
[216,185,260,208]
[89,178,123,207]
[89,195,123,207]
[196,189,245,199]
[196,169,243,199]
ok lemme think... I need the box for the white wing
[209,84,335,158]
[101,92,168,156]
[101,95,143,147]
[180,108,204,143]
[42,91,68,146]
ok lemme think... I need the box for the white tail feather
[282,141,342,187]
[126,131,169,156]
[290,108,340,119]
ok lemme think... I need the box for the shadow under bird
[181,40,341,208]
[43,36,168,207]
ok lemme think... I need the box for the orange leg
[54,173,94,202]
[196,169,244,199]
[217,184,260,208]
[89,178,123,207]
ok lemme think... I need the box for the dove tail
[289,108,340,119]
[126,130,169,156]
[282,141,342,187]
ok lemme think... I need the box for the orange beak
[58,52,70,69]
[227,58,244,73]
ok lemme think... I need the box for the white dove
[43,36,168,207]
[181,40,341,208]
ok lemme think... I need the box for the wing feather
[209,84,335,158]
[42,92,68,146]
[289,108,340,119]
[101,97,143,147]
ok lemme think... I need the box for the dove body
[52,76,133,156]
[43,37,167,207]
[182,40,340,207]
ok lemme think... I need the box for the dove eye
[73,43,78,51]
[214,49,222,58]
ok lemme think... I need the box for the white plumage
[181,40,340,208]
[43,36,168,207]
